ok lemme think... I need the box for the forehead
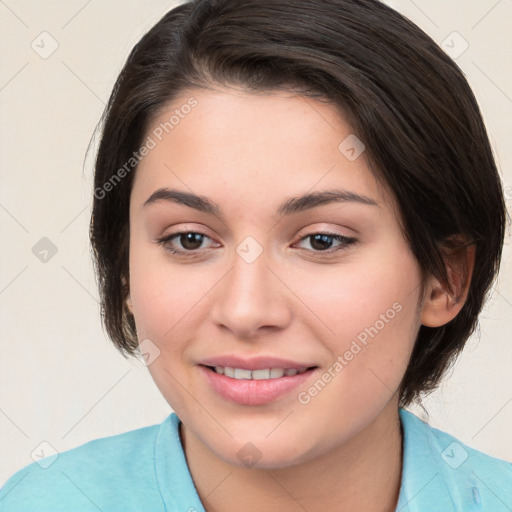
[132,87,391,211]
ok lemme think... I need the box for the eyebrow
[142,187,379,219]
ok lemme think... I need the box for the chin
[207,432,317,470]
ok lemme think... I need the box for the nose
[209,248,292,339]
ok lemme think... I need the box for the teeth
[234,368,252,380]
[270,368,284,378]
[252,369,270,380]
[224,367,235,378]
[212,366,308,380]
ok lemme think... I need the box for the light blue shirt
[1,408,511,511]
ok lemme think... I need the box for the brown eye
[156,231,214,255]
[297,233,357,253]
[177,232,205,251]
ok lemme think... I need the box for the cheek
[130,266,200,345]
[128,229,194,340]
[295,253,422,415]
[128,243,206,412]
[293,250,421,351]
[304,268,421,421]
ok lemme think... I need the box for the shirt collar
[155,413,207,511]
[396,408,456,511]
[155,409,482,512]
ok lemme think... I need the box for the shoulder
[0,417,170,512]
[398,408,512,511]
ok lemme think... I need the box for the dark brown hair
[90,0,506,406]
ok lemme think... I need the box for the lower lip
[199,365,317,406]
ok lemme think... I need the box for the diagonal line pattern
[368,367,397,396]
[203,470,234,501]
[397,472,439,511]
[0,62,29,92]
[495,289,512,309]
[0,265,29,296]
[0,407,29,438]
[472,61,512,104]
[61,369,132,439]
[264,471,310,512]
[407,0,439,29]
[61,0,93,29]
[0,202,29,232]
[0,471,29,502]
[472,471,512,510]
[60,265,99,304]
[60,205,88,233]
[61,471,104,511]
[0,0,29,28]
[472,395,512,439]
[471,0,503,30]
[303,97,338,131]
[265,410,295,438]
[61,61,105,105]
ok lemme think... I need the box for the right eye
[156,231,217,256]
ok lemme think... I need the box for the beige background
[0,0,511,485]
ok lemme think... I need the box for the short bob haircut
[90,0,506,406]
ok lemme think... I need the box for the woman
[1,0,510,510]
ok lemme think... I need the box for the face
[127,86,424,468]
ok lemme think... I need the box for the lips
[198,355,318,405]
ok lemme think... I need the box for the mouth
[203,365,314,380]
[199,364,319,405]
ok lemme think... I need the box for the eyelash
[156,231,357,257]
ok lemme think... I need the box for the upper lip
[199,356,317,371]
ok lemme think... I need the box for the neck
[180,400,403,512]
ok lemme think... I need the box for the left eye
[295,233,356,252]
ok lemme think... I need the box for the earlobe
[420,243,476,328]
[126,294,134,314]
[121,275,134,314]
[420,281,463,327]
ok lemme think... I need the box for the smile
[199,364,318,405]
[210,366,309,380]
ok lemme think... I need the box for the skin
[126,86,472,511]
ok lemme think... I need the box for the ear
[122,275,134,315]
[126,294,134,315]
[420,240,476,328]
